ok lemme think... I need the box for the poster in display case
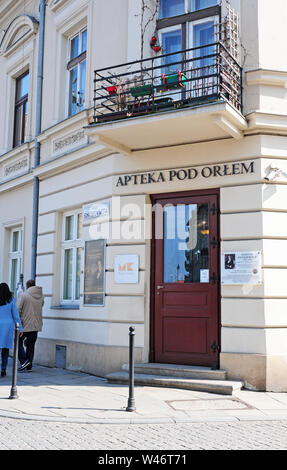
[84,239,106,305]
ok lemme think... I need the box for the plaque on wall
[221,251,262,285]
[84,239,106,305]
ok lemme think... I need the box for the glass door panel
[164,203,209,283]
[189,21,217,98]
[193,21,215,68]
[161,29,182,75]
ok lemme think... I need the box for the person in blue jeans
[0,283,23,377]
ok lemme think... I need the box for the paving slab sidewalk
[1,364,287,424]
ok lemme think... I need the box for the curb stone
[1,409,287,425]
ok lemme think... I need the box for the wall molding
[0,15,39,57]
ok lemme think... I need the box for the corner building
[0,0,287,391]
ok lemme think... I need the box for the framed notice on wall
[221,251,262,285]
[84,239,106,306]
[114,254,139,284]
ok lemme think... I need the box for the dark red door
[152,191,220,368]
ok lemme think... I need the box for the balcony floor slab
[86,101,247,153]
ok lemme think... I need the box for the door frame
[149,188,221,366]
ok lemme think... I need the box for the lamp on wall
[264,165,287,181]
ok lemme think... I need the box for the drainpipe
[31,0,46,280]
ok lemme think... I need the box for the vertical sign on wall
[84,239,106,305]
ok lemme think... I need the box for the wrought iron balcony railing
[93,42,242,125]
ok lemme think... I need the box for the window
[62,212,83,302]
[158,0,219,51]
[160,0,185,18]
[67,29,87,116]
[161,28,182,73]
[9,229,23,296]
[158,0,218,58]
[159,0,217,18]
[191,0,217,11]
[158,0,219,100]
[14,71,29,147]
[192,20,215,70]
[161,27,182,74]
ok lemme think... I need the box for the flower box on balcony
[161,71,187,90]
[130,84,154,97]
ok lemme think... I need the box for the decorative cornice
[246,69,287,88]
[246,112,287,135]
[0,14,39,57]
[48,0,75,13]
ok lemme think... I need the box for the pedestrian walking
[17,280,44,372]
[0,283,23,377]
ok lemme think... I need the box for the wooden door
[151,191,220,368]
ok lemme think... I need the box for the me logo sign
[118,262,135,272]
[114,255,139,284]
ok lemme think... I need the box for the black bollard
[126,326,136,412]
[9,323,20,400]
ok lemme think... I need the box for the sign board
[84,239,106,305]
[83,201,110,222]
[114,254,139,284]
[115,161,255,187]
[221,251,262,285]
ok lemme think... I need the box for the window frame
[13,70,29,148]
[159,0,186,19]
[9,228,23,296]
[157,2,220,30]
[67,28,87,117]
[159,25,183,74]
[157,3,220,55]
[188,14,218,48]
[159,0,218,17]
[61,210,83,304]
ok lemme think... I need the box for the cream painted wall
[33,130,287,365]
[41,0,129,131]
[257,0,287,72]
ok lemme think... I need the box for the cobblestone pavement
[0,417,287,450]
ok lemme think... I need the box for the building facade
[0,0,287,391]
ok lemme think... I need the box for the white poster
[114,254,139,284]
[200,269,209,283]
[221,251,262,285]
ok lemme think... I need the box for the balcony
[87,43,247,153]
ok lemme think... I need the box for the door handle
[156,285,164,295]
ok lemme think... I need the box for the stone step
[106,371,243,396]
[122,363,227,381]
